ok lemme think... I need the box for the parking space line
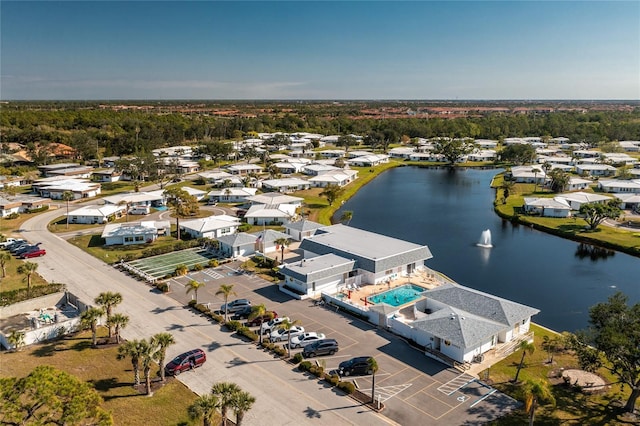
[437,373,476,396]
[470,388,497,408]
[374,383,413,403]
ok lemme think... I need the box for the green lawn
[0,328,199,425]
[486,324,634,425]
[0,255,49,292]
[67,234,183,264]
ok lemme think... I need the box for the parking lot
[167,261,519,425]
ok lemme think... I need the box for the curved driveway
[19,209,395,426]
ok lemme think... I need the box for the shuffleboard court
[126,248,218,279]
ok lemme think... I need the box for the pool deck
[337,269,445,310]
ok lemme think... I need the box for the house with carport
[101,221,170,246]
[261,178,311,193]
[523,197,571,217]
[208,187,258,203]
[179,215,240,239]
[226,164,263,175]
[557,192,613,210]
[32,178,101,200]
[246,193,303,207]
[67,204,125,224]
[575,164,616,177]
[597,179,640,194]
[308,169,358,187]
[244,203,297,226]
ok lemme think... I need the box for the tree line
[1,106,639,162]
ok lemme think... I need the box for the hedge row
[187,300,259,341]
[0,283,66,306]
[140,239,206,258]
[297,359,355,394]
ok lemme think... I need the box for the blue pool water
[367,284,427,307]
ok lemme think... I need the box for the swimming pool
[367,284,427,307]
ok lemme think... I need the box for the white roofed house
[467,150,497,162]
[566,177,592,191]
[346,154,389,167]
[246,193,303,207]
[226,163,263,175]
[180,186,208,201]
[556,191,613,210]
[244,203,297,226]
[302,164,340,176]
[271,162,304,174]
[508,165,547,184]
[91,169,122,183]
[575,164,617,177]
[208,187,258,203]
[618,140,640,152]
[260,178,311,193]
[179,215,240,239]
[616,193,640,211]
[198,170,234,185]
[67,204,126,224]
[388,147,416,159]
[597,179,640,194]
[404,283,540,365]
[101,221,170,246]
[32,178,102,200]
[102,191,166,208]
[523,197,571,217]
[308,169,358,188]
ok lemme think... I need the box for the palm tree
[94,291,123,338]
[500,178,516,204]
[188,394,220,426]
[368,357,379,404]
[522,379,555,426]
[211,382,241,426]
[139,339,156,395]
[107,313,129,344]
[80,307,104,347]
[531,168,539,193]
[514,340,536,382]
[340,210,353,225]
[186,279,205,304]
[274,237,290,264]
[0,251,11,278]
[231,390,256,426]
[277,318,302,358]
[117,339,146,385]
[151,332,176,382]
[62,191,75,229]
[7,330,26,352]
[17,261,39,296]
[216,284,236,322]
[541,162,552,191]
[248,304,272,345]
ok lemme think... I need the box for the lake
[334,166,639,332]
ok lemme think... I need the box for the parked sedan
[338,356,374,376]
[220,299,252,314]
[270,326,305,342]
[21,249,46,259]
[14,244,41,256]
[259,316,290,335]
[289,332,326,349]
[231,305,253,320]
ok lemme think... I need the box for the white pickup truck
[0,237,21,248]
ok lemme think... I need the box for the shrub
[237,326,259,342]
[292,353,303,364]
[309,366,324,378]
[298,361,312,372]
[0,283,66,306]
[208,259,219,268]
[187,300,197,308]
[211,312,224,323]
[175,264,188,276]
[28,205,49,213]
[273,346,287,357]
[328,374,340,386]
[337,381,355,394]
[192,263,204,271]
[155,282,169,293]
[225,320,242,331]
[238,223,251,232]
[6,212,19,219]
[195,303,210,314]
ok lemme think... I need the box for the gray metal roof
[298,224,432,273]
[216,233,257,248]
[411,306,506,348]
[251,229,290,244]
[280,254,355,283]
[423,283,540,327]
[285,220,326,232]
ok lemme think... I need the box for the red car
[245,311,278,327]
[164,348,206,376]
[21,249,46,259]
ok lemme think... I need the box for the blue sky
[1,1,638,100]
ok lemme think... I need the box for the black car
[14,244,41,256]
[302,339,339,358]
[231,305,253,320]
[8,242,31,253]
[338,356,374,376]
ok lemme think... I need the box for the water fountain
[477,229,493,248]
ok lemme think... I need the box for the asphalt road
[19,208,396,426]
